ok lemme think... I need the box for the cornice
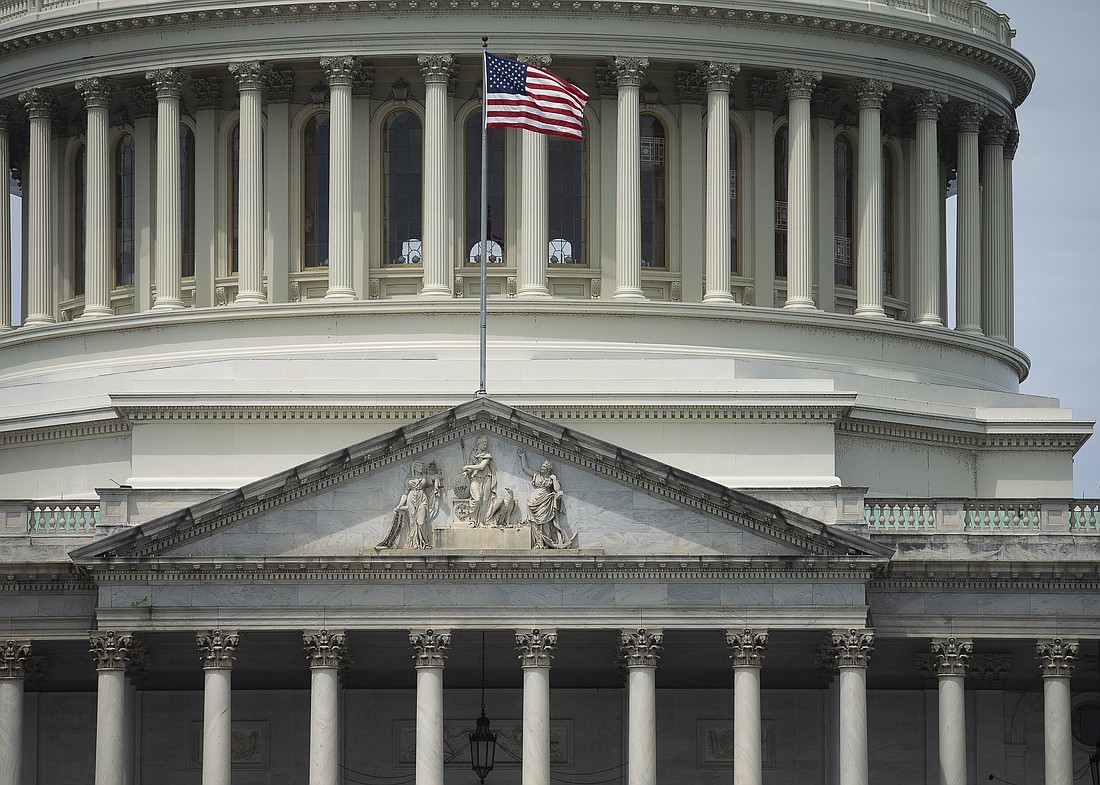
[838,417,1091,453]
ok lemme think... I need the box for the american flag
[484,52,588,139]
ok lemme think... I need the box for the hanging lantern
[469,708,497,784]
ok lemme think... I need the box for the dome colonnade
[0,0,1025,339]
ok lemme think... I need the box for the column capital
[911,89,948,121]
[192,76,224,110]
[780,69,821,101]
[146,67,186,100]
[1036,637,1078,677]
[701,61,740,92]
[197,629,239,670]
[18,87,55,119]
[1004,129,1020,160]
[748,77,777,110]
[418,54,456,84]
[982,113,1011,146]
[0,101,15,132]
[229,60,273,91]
[619,628,663,668]
[75,77,116,109]
[955,102,988,133]
[516,628,557,668]
[90,630,133,672]
[831,628,874,668]
[321,56,358,88]
[852,78,892,110]
[410,628,450,668]
[930,637,972,676]
[610,57,649,88]
[0,640,32,678]
[517,54,552,68]
[726,628,769,668]
[304,629,350,669]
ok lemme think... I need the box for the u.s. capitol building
[0,1,1096,784]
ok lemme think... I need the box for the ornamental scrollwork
[619,628,663,667]
[701,62,740,93]
[322,56,357,88]
[610,57,648,89]
[146,68,186,100]
[747,78,776,111]
[418,54,456,85]
[726,628,769,668]
[1036,637,1078,677]
[410,629,451,668]
[18,88,55,120]
[955,102,988,134]
[830,628,874,668]
[930,637,972,677]
[229,61,273,92]
[516,628,557,668]
[304,629,350,669]
[852,78,892,111]
[1004,129,1020,160]
[90,630,133,671]
[0,640,32,678]
[910,90,948,122]
[517,54,552,69]
[191,77,224,110]
[982,113,1011,147]
[780,69,821,101]
[197,629,240,669]
[675,69,704,105]
[75,77,115,109]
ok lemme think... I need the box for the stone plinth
[435,526,532,550]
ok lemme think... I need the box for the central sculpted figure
[461,435,496,527]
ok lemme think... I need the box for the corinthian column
[1004,130,1018,343]
[197,630,239,785]
[931,637,972,785]
[74,78,115,318]
[411,629,450,785]
[981,114,1010,341]
[852,78,891,318]
[911,91,948,326]
[322,57,357,301]
[148,68,187,310]
[831,629,873,785]
[955,102,987,335]
[727,628,768,785]
[305,630,349,785]
[0,104,13,332]
[18,88,55,327]
[1037,638,1078,785]
[229,62,270,305]
[90,631,132,785]
[418,55,455,298]
[516,55,554,298]
[620,629,662,785]
[781,70,821,310]
[517,629,557,785]
[611,57,648,300]
[702,62,740,303]
[0,640,32,785]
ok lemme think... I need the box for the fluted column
[229,62,270,305]
[727,628,768,785]
[74,78,115,318]
[912,91,948,326]
[197,630,239,785]
[515,54,553,298]
[0,641,32,785]
[148,68,187,311]
[1004,130,1018,344]
[781,70,821,310]
[322,57,357,301]
[619,629,662,785]
[831,629,873,785]
[90,632,132,785]
[411,629,450,785]
[852,79,891,317]
[1037,638,1078,785]
[305,630,349,785]
[702,62,740,303]
[18,88,55,327]
[0,105,12,332]
[954,102,987,335]
[981,114,1009,341]
[931,637,972,785]
[418,55,455,298]
[611,57,648,300]
[517,629,557,785]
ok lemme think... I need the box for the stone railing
[26,503,100,533]
[865,499,1100,533]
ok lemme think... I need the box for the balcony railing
[865,499,1100,533]
[27,503,100,533]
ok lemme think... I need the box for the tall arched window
[114,134,135,288]
[640,114,666,268]
[774,127,789,278]
[302,112,330,268]
[548,129,586,265]
[730,123,738,273]
[229,122,240,274]
[383,110,423,264]
[73,145,86,296]
[833,136,854,287]
[464,111,506,264]
[181,124,196,279]
[883,146,895,296]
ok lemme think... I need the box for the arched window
[181,124,196,279]
[548,129,586,264]
[464,111,506,264]
[302,112,330,268]
[383,110,423,264]
[73,145,86,296]
[640,114,666,268]
[114,134,135,288]
[774,127,789,278]
[730,123,738,273]
[833,136,854,287]
[229,122,240,274]
[883,146,895,296]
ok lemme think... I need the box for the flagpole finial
[482,35,488,49]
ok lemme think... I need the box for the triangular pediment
[71,399,890,564]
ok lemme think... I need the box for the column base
[323,288,357,302]
[78,307,114,320]
[0,325,12,333]
[150,299,186,311]
[703,291,737,304]
[955,325,984,336]
[612,287,647,301]
[516,288,552,299]
[233,293,266,306]
[914,316,945,328]
[419,286,453,299]
[783,298,817,311]
[854,305,887,318]
[22,315,56,327]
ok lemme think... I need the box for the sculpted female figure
[377,460,442,549]
[517,450,574,548]
[461,435,496,527]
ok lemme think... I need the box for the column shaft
[954,104,986,334]
[853,80,890,318]
[838,667,868,785]
[703,63,737,303]
[980,117,1008,340]
[612,57,647,300]
[938,674,966,785]
[0,115,11,332]
[0,679,24,785]
[518,129,551,297]
[415,667,444,785]
[912,92,946,326]
[151,70,185,310]
[310,668,340,785]
[1044,676,1073,785]
[20,89,55,326]
[202,668,232,785]
[86,104,112,315]
[1004,132,1017,343]
[94,669,128,785]
[733,667,762,785]
[323,58,356,300]
[230,63,269,305]
[522,667,551,785]
[418,55,453,298]
[627,667,656,785]
[782,71,820,310]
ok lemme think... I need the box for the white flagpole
[477,37,490,398]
